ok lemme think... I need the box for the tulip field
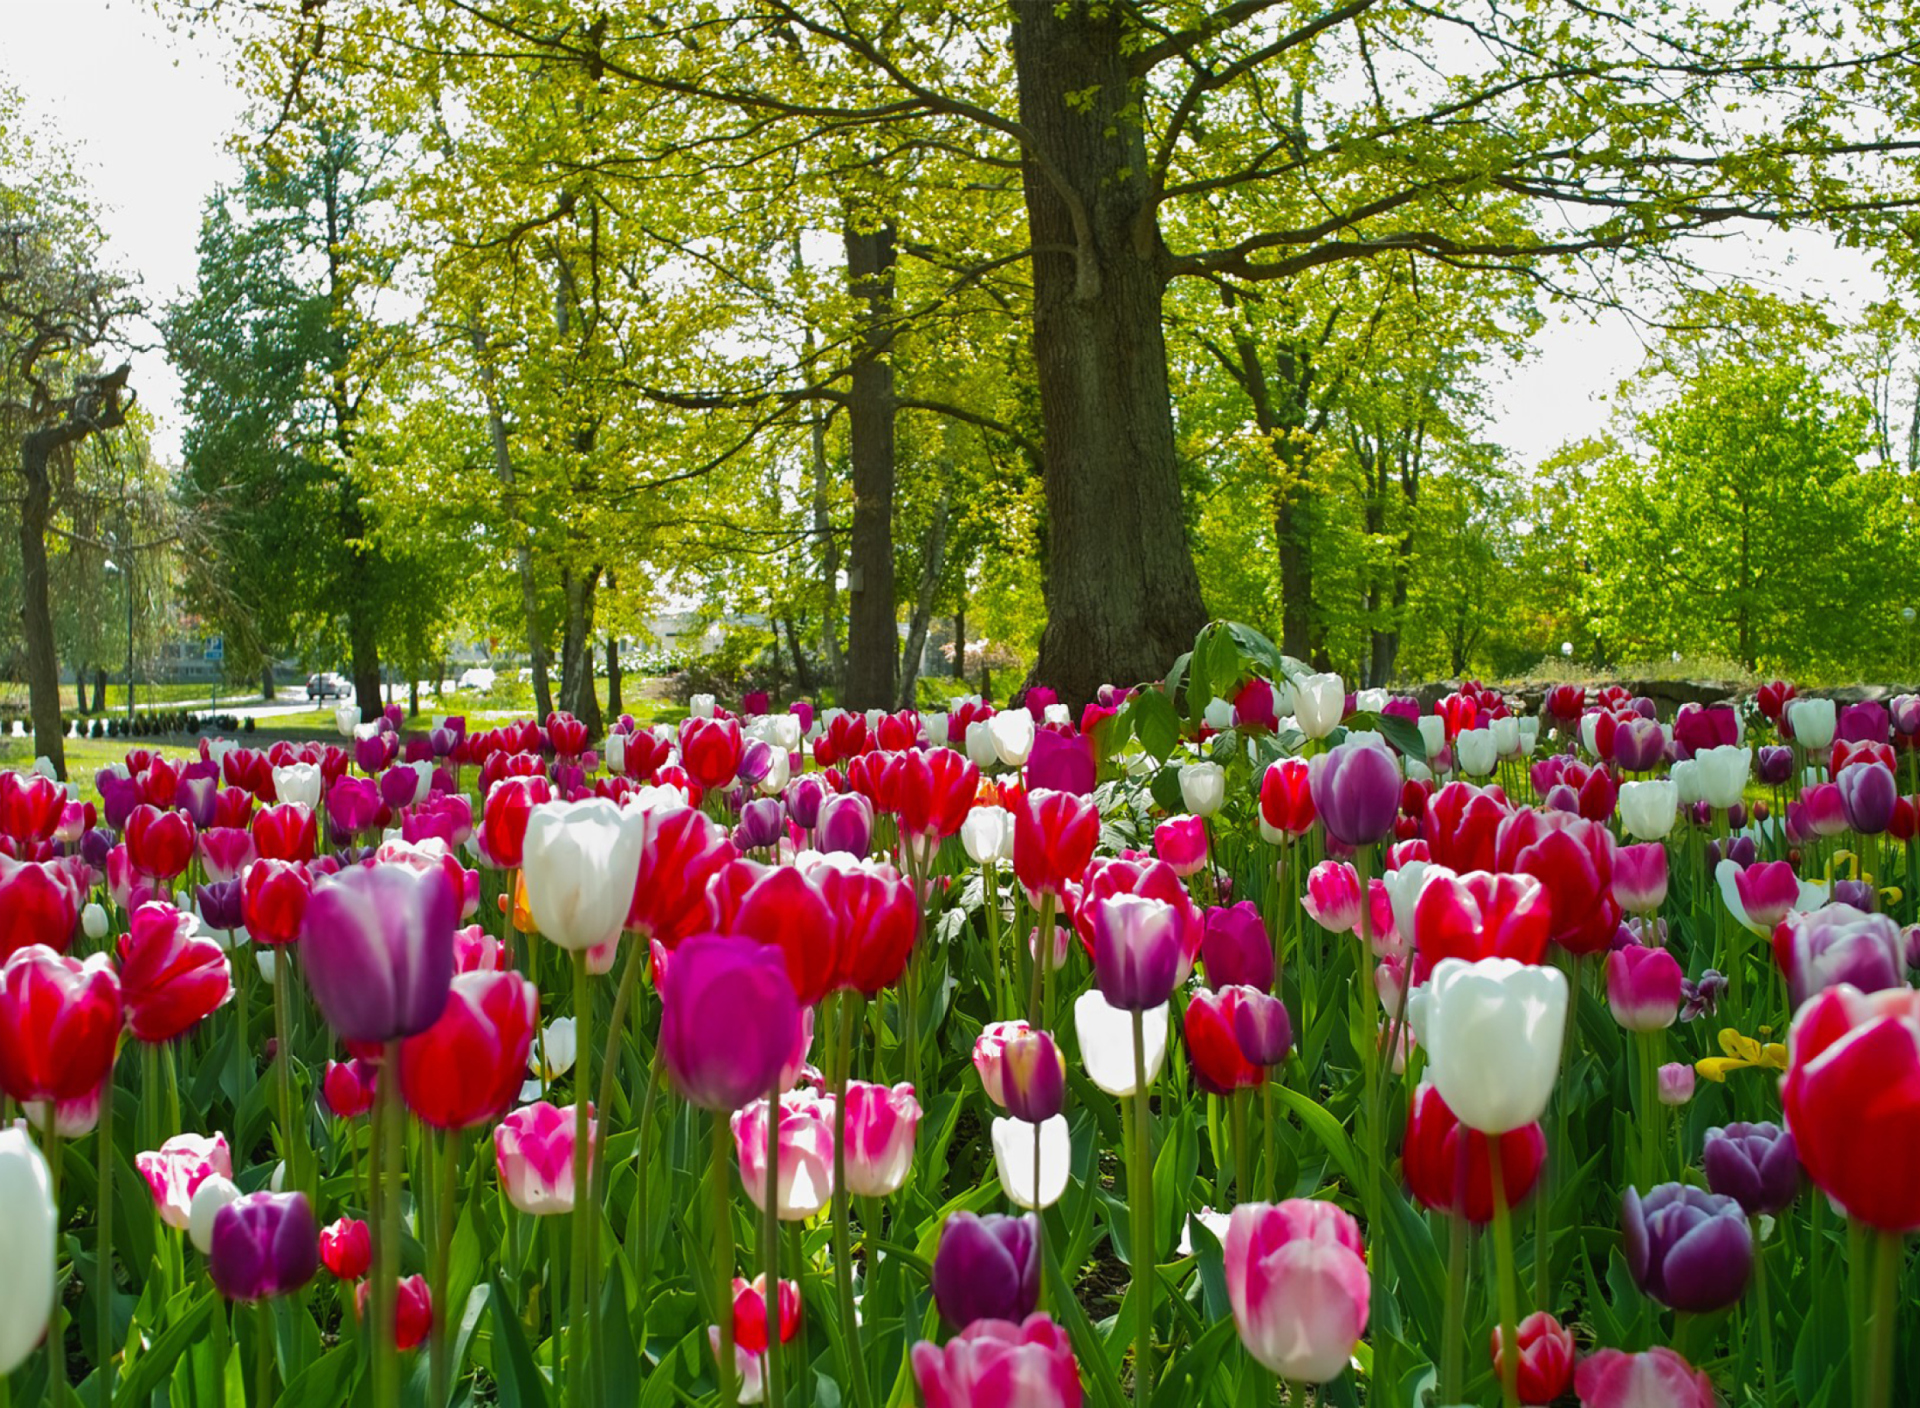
[0,620,1916,1408]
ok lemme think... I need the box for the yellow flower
[1695,1027,1788,1084]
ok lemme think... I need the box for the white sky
[0,0,1893,468]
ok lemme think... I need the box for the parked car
[305,672,352,700]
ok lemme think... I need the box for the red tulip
[0,855,82,961]
[453,925,509,973]
[815,861,917,996]
[626,806,737,949]
[1013,789,1099,903]
[481,775,552,869]
[319,1216,372,1279]
[710,861,839,1005]
[1258,758,1315,839]
[546,711,588,758]
[1782,984,1920,1230]
[126,804,196,881]
[731,1274,801,1353]
[322,1059,379,1118]
[1184,987,1263,1094]
[251,804,317,863]
[1068,858,1203,979]
[1402,1081,1545,1224]
[1495,810,1619,956]
[896,748,981,841]
[679,717,745,791]
[242,860,312,946]
[398,969,537,1130]
[1423,783,1510,873]
[0,944,123,1103]
[1410,867,1550,982]
[1489,1312,1574,1406]
[198,827,258,884]
[356,1274,432,1350]
[117,901,232,1042]
[0,771,66,847]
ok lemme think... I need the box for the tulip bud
[733,1090,836,1220]
[209,1191,319,1302]
[319,1216,373,1280]
[910,1314,1080,1408]
[1089,894,1182,1011]
[1574,1348,1716,1408]
[1407,957,1567,1135]
[841,1081,922,1198]
[494,1101,594,1215]
[1604,944,1683,1032]
[81,903,108,940]
[1488,1312,1574,1407]
[1702,1121,1800,1218]
[1657,1062,1696,1106]
[989,1114,1071,1210]
[1200,902,1273,992]
[188,1174,241,1255]
[136,1132,233,1231]
[1622,1183,1752,1312]
[1224,1200,1369,1383]
[1308,741,1400,847]
[1179,762,1225,817]
[0,1127,55,1373]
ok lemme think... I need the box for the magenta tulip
[660,934,802,1111]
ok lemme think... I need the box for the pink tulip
[1224,1199,1370,1383]
[972,1020,1035,1107]
[493,1101,594,1215]
[1610,843,1669,916]
[1152,815,1208,878]
[1301,861,1363,933]
[910,1313,1083,1408]
[841,1081,922,1198]
[1573,1347,1715,1408]
[732,1088,836,1220]
[136,1132,233,1231]
[1605,945,1683,1032]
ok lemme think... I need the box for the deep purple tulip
[1837,762,1896,835]
[378,766,422,813]
[328,776,382,836]
[783,775,829,832]
[1832,878,1877,911]
[195,879,245,933]
[1772,904,1905,1009]
[80,826,116,871]
[736,740,775,789]
[1000,1028,1066,1124]
[930,1212,1040,1330]
[1836,700,1889,744]
[299,861,459,1044]
[1201,903,1274,992]
[1756,746,1794,786]
[1622,1183,1752,1312]
[1612,717,1665,773]
[429,725,460,758]
[209,1191,319,1301]
[815,792,873,858]
[354,728,399,777]
[1308,742,1401,848]
[1543,783,1578,814]
[1089,894,1183,1010]
[175,767,221,829]
[1232,990,1294,1066]
[1026,730,1096,796]
[1891,695,1920,738]
[659,934,801,1112]
[733,798,785,852]
[1703,1122,1800,1218]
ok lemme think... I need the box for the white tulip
[1204,697,1237,732]
[1789,697,1835,750]
[1355,687,1389,714]
[1294,673,1345,740]
[333,701,359,738]
[758,748,791,796]
[990,1114,1072,1211]
[1073,990,1169,1097]
[1408,957,1568,1135]
[1455,728,1498,778]
[521,799,647,952]
[1416,715,1447,761]
[1695,744,1751,810]
[924,714,950,749]
[1670,758,1703,806]
[0,1128,56,1373]
[271,763,321,811]
[989,710,1035,768]
[1578,712,1603,759]
[690,693,716,719]
[606,734,627,776]
[1180,762,1226,818]
[1043,703,1071,728]
[187,1174,240,1257]
[965,721,1000,770]
[1492,715,1520,758]
[81,903,108,941]
[1382,861,1432,947]
[961,806,1015,866]
[1515,717,1540,756]
[1618,780,1679,841]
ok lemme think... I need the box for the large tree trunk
[261,663,276,701]
[557,566,604,738]
[19,437,65,777]
[348,603,383,720]
[471,325,553,721]
[810,411,843,692]
[898,468,954,710]
[842,220,898,710]
[1012,7,1209,705]
[92,667,107,714]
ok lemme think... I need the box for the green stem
[569,951,593,1408]
[984,863,1006,1018]
[633,1048,665,1361]
[1128,1007,1155,1408]
[373,1038,402,1408]
[1752,1216,1775,1408]
[712,1114,738,1408]
[273,948,298,1199]
[829,1000,873,1408]
[1850,1218,1869,1408]
[45,1126,63,1408]
[430,1129,460,1408]
[254,1301,273,1407]
[97,1070,115,1392]
[762,1074,784,1408]
[1028,891,1055,1029]
[1230,1089,1250,1208]
[1441,1214,1468,1405]
[1261,1077,1277,1205]
[1866,1230,1902,1408]
[1488,1139,1521,1408]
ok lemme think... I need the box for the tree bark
[261,663,276,701]
[19,441,64,775]
[843,220,899,710]
[1012,5,1209,705]
[952,605,967,679]
[470,325,553,721]
[783,616,816,694]
[92,667,107,714]
[605,635,623,716]
[557,566,604,738]
[348,607,382,720]
[899,467,955,710]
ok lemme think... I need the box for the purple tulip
[1543,784,1579,814]
[1000,1029,1066,1124]
[1611,843,1669,915]
[1622,1183,1752,1312]
[784,775,829,832]
[81,826,117,871]
[354,729,399,776]
[174,764,222,829]
[1025,729,1096,796]
[1891,695,1920,738]
[378,766,421,813]
[1836,700,1889,744]
[736,740,775,789]
[1774,904,1905,1009]
[733,798,785,852]
[1232,990,1294,1066]
[96,770,141,831]
[1090,894,1183,1011]
[209,1192,318,1301]
[659,934,801,1112]
[195,879,245,932]
[930,1212,1040,1330]
[1832,878,1877,911]
[1308,742,1401,848]
[299,861,459,1044]
[1613,717,1665,772]
[1755,746,1794,786]
[1703,1122,1800,1218]
[1837,762,1896,835]
[815,792,873,858]
[1382,696,1421,723]
[1201,903,1273,992]
[328,776,382,836]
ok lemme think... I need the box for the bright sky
[0,0,1893,468]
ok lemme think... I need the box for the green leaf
[486,1274,555,1408]
[1130,687,1181,761]
[116,1287,216,1406]
[1270,1085,1363,1193]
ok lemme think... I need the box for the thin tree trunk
[261,664,276,701]
[1012,5,1209,705]
[470,324,553,721]
[843,219,898,710]
[605,635,623,716]
[952,605,967,679]
[20,439,65,776]
[899,469,955,710]
[558,567,604,738]
[783,616,817,694]
[92,667,107,714]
